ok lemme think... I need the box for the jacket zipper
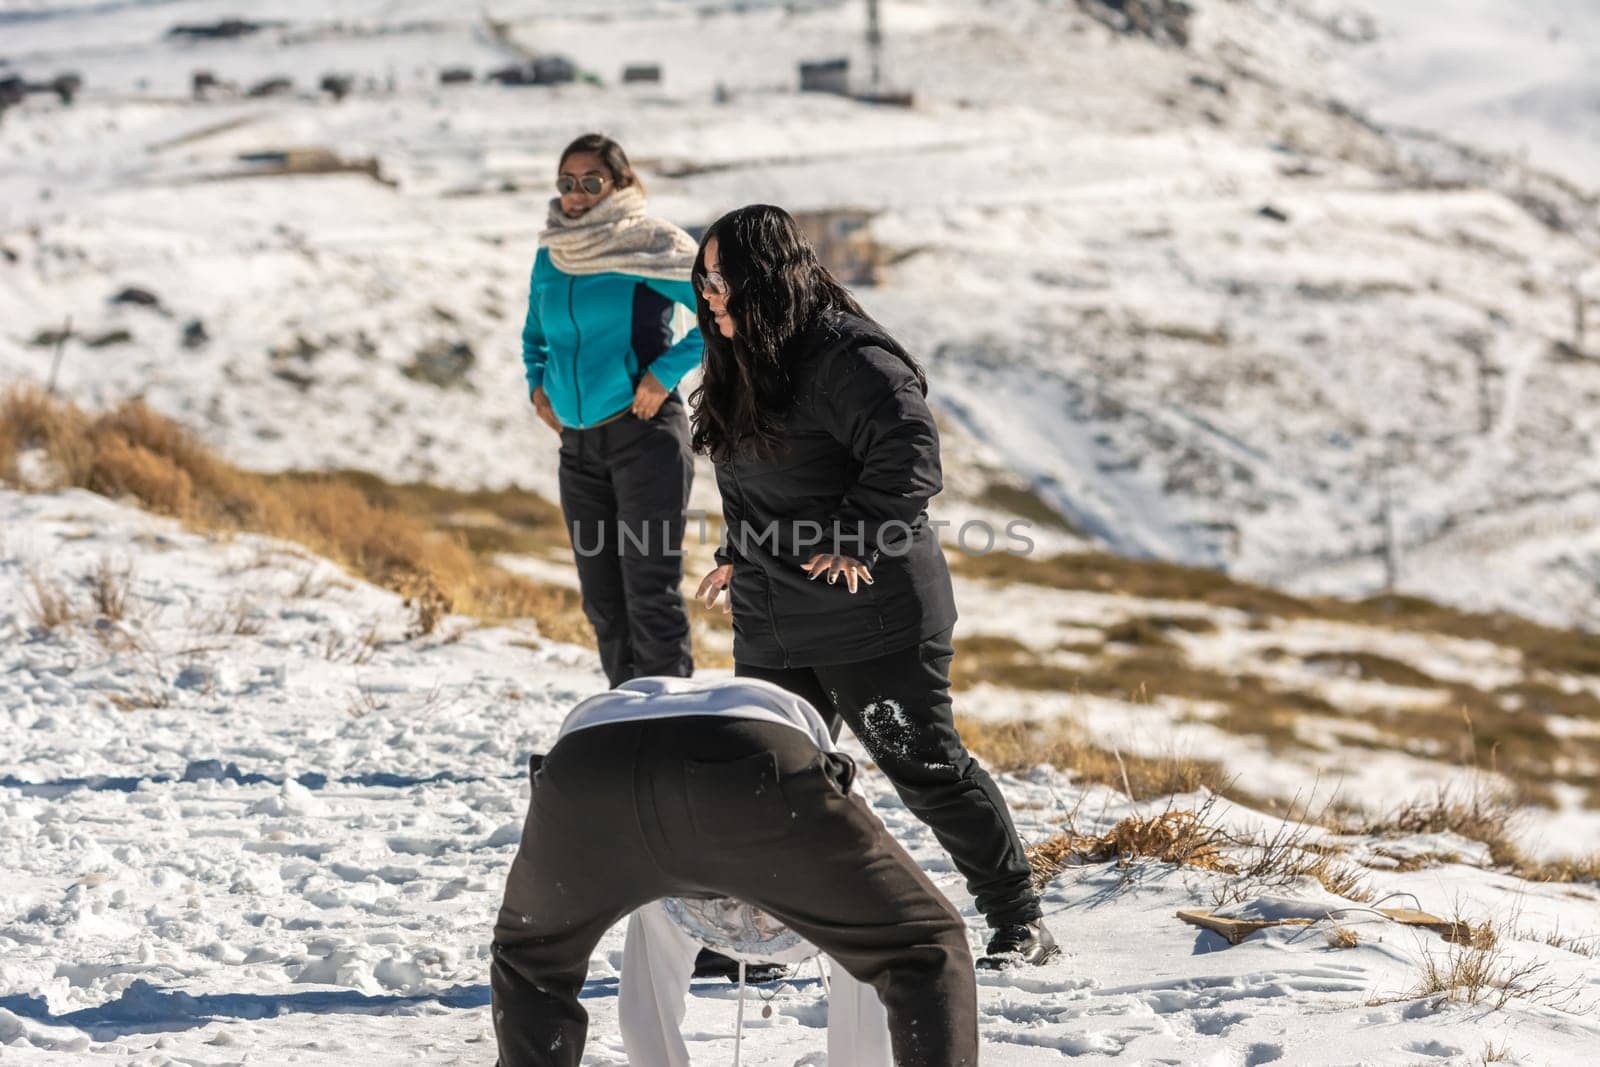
[568,275,583,425]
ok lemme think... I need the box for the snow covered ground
[4,486,1600,1064]
[4,2,1600,1061]
[1326,0,1600,193]
[2,0,1599,628]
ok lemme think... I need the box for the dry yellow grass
[1353,784,1600,886]
[957,715,1227,800]
[1326,926,1361,949]
[955,614,1594,817]
[1,387,588,641]
[1027,809,1233,888]
[25,570,81,631]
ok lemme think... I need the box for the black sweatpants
[737,628,1041,929]
[557,393,693,686]
[491,717,977,1067]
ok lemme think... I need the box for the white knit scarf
[539,185,699,281]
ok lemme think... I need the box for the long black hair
[690,204,915,461]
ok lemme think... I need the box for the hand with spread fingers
[697,564,734,613]
[631,370,669,420]
[803,553,874,594]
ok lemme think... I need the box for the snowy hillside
[4,485,1600,1064]
[2,0,1598,629]
[1327,0,1600,193]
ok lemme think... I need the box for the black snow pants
[737,627,1042,929]
[490,716,977,1067]
[557,392,693,686]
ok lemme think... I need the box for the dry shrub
[470,572,589,645]
[1408,938,1560,1011]
[26,570,81,631]
[1357,784,1600,886]
[1027,806,1232,888]
[1215,814,1373,906]
[1357,785,1521,868]
[1537,929,1600,959]
[1480,1039,1514,1064]
[87,556,132,620]
[0,388,587,640]
[1109,809,1232,871]
[1514,852,1600,885]
[0,386,91,484]
[1326,927,1361,949]
[106,683,170,711]
[201,597,264,636]
[1366,847,1463,873]
[85,424,191,510]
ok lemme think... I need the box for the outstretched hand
[803,554,874,594]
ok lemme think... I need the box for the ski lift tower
[856,0,913,106]
[866,0,883,94]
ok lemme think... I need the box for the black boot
[978,919,1060,969]
[692,948,790,984]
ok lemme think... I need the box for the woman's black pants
[490,716,977,1067]
[737,628,1042,929]
[557,393,693,686]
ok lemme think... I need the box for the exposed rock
[246,77,294,99]
[111,286,161,308]
[1077,0,1193,48]
[167,19,265,40]
[272,367,316,392]
[403,341,476,388]
[319,74,353,101]
[182,319,210,350]
[85,328,133,348]
[269,334,323,363]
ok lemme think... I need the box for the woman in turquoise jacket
[522,133,703,686]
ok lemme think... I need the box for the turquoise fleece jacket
[520,248,704,428]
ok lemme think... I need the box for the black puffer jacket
[714,310,958,668]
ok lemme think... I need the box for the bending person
[490,676,976,1066]
[520,133,701,685]
[689,204,1057,967]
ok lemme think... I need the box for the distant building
[799,58,849,96]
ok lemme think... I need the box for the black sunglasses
[556,174,607,196]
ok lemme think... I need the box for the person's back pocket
[683,751,794,845]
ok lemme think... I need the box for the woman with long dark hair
[690,205,1057,967]
[520,133,701,686]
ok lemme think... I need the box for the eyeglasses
[556,174,607,196]
[694,270,729,297]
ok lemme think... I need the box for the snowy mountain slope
[1317,0,1600,193]
[4,486,1599,1064]
[3,0,1597,631]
